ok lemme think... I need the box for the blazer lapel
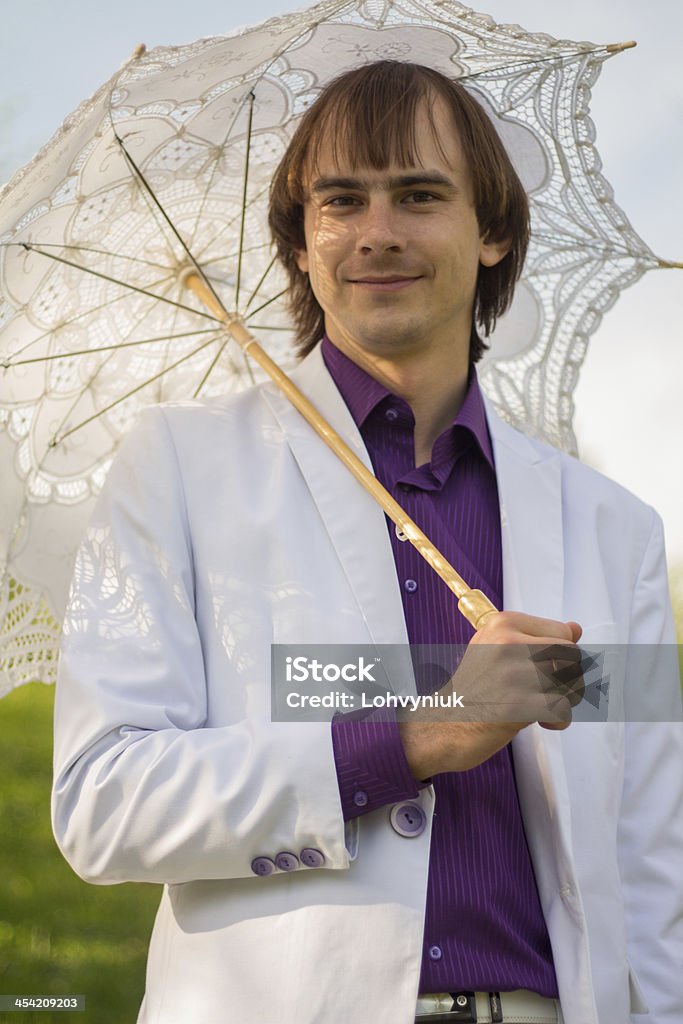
[260,346,410,649]
[484,401,565,621]
[485,402,595,1015]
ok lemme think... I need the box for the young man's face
[295,95,508,368]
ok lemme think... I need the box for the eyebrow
[309,171,458,195]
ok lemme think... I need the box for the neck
[327,334,470,467]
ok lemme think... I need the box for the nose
[356,198,405,254]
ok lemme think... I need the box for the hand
[399,611,583,779]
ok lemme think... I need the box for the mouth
[348,276,421,292]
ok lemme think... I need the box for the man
[52,62,682,1024]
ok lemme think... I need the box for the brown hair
[268,60,529,363]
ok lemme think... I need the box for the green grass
[0,684,160,1024]
[0,640,680,1024]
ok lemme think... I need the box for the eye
[403,191,439,203]
[324,195,361,207]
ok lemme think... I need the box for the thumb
[566,620,582,643]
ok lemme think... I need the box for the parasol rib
[235,92,256,314]
[50,331,224,446]
[3,328,219,368]
[233,91,258,386]
[244,255,279,311]
[182,271,498,631]
[462,38,637,82]
[244,290,288,318]
[112,131,228,317]
[18,243,219,322]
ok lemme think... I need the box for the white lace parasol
[0,0,673,692]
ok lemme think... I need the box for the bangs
[290,64,451,198]
[309,74,446,177]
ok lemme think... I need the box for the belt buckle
[451,993,477,1022]
[416,992,477,1023]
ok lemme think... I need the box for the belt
[415,989,562,1023]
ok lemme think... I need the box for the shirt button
[274,851,299,871]
[353,790,369,807]
[428,945,443,961]
[398,482,412,492]
[250,857,276,877]
[385,407,399,422]
[404,578,418,594]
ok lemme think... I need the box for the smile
[349,277,421,292]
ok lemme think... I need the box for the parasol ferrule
[605,40,637,53]
[457,590,498,631]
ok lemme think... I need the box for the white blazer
[52,345,683,1024]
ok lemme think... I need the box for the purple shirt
[324,337,558,997]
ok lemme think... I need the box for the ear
[294,248,309,273]
[479,235,510,268]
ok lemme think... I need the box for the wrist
[398,721,439,781]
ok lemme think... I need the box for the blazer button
[275,851,299,871]
[390,802,427,837]
[300,848,326,868]
[251,857,276,877]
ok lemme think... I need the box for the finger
[528,640,593,705]
[532,658,585,707]
[533,656,584,688]
[540,688,577,720]
[561,676,585,707]
[529,643,583,665]
[535,661,584,691]
[487,612,582,642]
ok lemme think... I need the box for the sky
[1,0,681,565]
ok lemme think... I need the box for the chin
[356,323,430,354]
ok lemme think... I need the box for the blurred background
[1,0,681,1020]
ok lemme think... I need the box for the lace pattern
[0,0,661,689]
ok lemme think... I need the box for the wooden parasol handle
[183,272,498,631]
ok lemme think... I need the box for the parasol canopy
[0,0,676,691]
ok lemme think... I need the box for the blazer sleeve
[616,509,683,1023]
[51,406,352,885]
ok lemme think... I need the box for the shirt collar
[321,335,495,470]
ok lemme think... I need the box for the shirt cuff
[331,710,426,819]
